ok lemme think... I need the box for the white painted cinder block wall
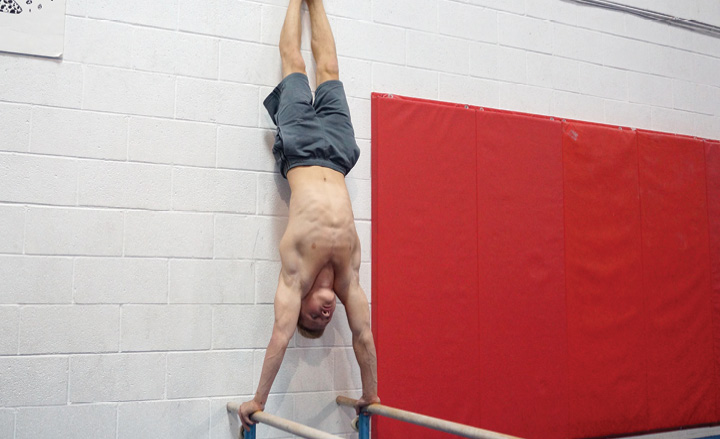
[0,1,719,438]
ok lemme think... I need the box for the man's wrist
[252,396,266,410]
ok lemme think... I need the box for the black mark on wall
[0,0,23,14]
[1,0,51,14]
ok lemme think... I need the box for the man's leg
[306,0,339,85]
[280,0,306,78]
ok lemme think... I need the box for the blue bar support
[359,413,371,439]
[243,424,256,439]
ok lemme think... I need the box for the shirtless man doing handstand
[238,0,379,431]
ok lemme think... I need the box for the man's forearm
[254,332,291,407]
[353,330,378,398]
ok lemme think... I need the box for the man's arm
[343,282,380,411]
[238,274,300,431]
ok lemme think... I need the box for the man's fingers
[240,414,254,432]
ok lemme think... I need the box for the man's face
[300,286,337,331]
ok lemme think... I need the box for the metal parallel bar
[226,403,343,439]
[336,396,524,439]
[563,0,720,37]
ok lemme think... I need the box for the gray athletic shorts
[263,73,360,178]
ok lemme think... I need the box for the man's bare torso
[280,165,361,300]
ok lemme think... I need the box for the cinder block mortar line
[12,350,122,359]
[403,29,408,66]
[0,150,88,164]
[61,18,412,71]
[4,85,370,109]
[0,198,273,216]
[214,125,220,169]
[25,103,34,153]
[70,15,180,36]
[169,165,176,213]
[121,210,126,258]
[493,79,716,121]
[10,12,720,65]
[476,57,700,98]
[395,30,720,92]
[253,0,366,21]
[117,303,123,355]
[562,21,719,59]
[0,253,286,264]
[8,399,226,409]
[3,401,120,409]
[66,356,71,405]
[0,149,283,175]
[441,0,720,58]
[2,96,373,137]
[21,207,27,257]
[4,301,110,307]
[62,352,177,358]
[74,165,80,209]
[174,0,180,31]
[206,344,353,354]
[18,249,377,265]
[71,10,287,48]
[8,252,217,260]
[70,259,76,305]
[436,0,440,34]
[12,305,20,356]
[164,354,169,399]
[0,201,190,214]
[80,65,86,112]
[0,101,271,132]
[0,101,47,115]
[111,348,257,356]
[0,253,76,262]
[0,82,704,134]
[206,399,212,439]
[407,67,705,118]
[173,77,179,121]
[210,307,215,349]
[0,353,70,359]
[163,265,174,304]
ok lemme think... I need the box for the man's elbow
[270,327,293,349]
[353,327,374,346]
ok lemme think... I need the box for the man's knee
[281,50,306,74]
[317,58,339,80]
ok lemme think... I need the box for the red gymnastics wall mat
[476,112,568,439]
[638,132,717,430]
[371,93,720,439]
[371,95,481,439]
[708,141,720,421]
[563,122,647,437]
